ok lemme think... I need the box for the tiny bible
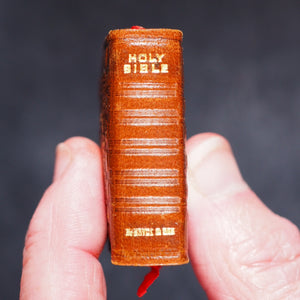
[100,27,188,296]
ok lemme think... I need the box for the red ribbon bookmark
[131,25,144,29]
[137,266,162,297]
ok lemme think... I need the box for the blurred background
[1,0,299,299]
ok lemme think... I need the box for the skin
[20,134,300,299]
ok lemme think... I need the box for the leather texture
[100,28,188,266]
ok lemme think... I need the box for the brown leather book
[100,28,188,266]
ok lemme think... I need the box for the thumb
[187,133,300,299]
[20,137,107,300]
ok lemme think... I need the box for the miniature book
[100,27,188,272]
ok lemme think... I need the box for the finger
[53,142,72,181]
[20,137,107,300]
[187,133,300,299]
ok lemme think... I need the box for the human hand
[20,138,107,299]
[186,133,300,299]
[20,134,300,299]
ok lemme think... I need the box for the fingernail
[53,143,72,181]
[187,136,245,197]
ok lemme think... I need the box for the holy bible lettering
[123,53,168,74]
[100,28,188,266]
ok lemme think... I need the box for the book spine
[101,29,188,266]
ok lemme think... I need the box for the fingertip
[187,132,221,146]
[53,137,101,182]
[53,143,72,181]
[186,132,231,158]
[186,133,244,198]
[63,136,100,156]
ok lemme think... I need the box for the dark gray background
[1,0,299,299]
